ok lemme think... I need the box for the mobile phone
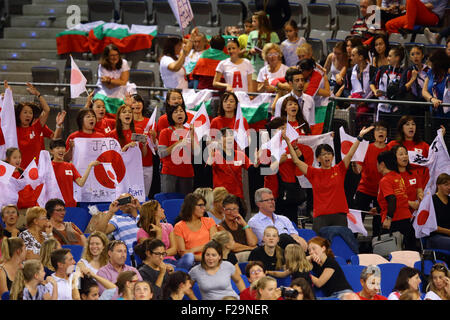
[131,133,147,144]
[117,196,132,206]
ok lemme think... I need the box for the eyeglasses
[267,53,279,58]
[151,251,167,257]
[196,203,206,208]
[258,198,275,203]
[224,207,239,213]
[250,269,263,275]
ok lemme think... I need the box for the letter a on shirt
[232,71,243,89]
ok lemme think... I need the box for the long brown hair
[307,236,335,258]
[396,115,422,144]
[253,11,272,49]
[115,104,136,147]
[178,193,206,222]
[137,200,161,238]
[280,96,311,134]
[100,44,123,71]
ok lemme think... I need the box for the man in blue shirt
[248,188,307,251]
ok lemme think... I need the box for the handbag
[276,172,306,206]
[371,230,403,259]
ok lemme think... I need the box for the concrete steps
[0,39,57,50]
[10,15,88,28]
[0,72,33,82]
[22,4,88,16]
[0,49,58,60]
[0,60,40,72]
[4,27,66,39]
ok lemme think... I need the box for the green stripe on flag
[191,100,212,115]
[93,93,124,115]
[56,30,89,37]
[241,103,269,124]
[315,105,328,124]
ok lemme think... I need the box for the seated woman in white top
[96,44,130,100]
[78,231,110,274]
[214,38,255,93]
[159,36,192,90]
[256,43,289,93]
[424,263,450,300]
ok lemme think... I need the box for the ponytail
[275,245,284,271]
[1,237,24,261]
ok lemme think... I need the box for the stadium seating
[341,264,364,292]
[161,198,184,225]
[154,192,185,205]
[217,0,245,28]
[190,0,214,27]
[295,228,317,242]
[238,261,248,274]
[88,0,115,22]
[388,250,421,268]
[378,263,407,297]
[62,244,84,262]
[119,0,148,26]
[307,2,333,31]
[350,254,390,266]
[413,259,448,276]
[64,207,92,233]
[330,235,358,263]
[150,0,178,29]
[336,3,360,31]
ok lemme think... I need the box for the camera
[280,286,299,299]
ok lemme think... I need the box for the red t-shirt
[159,126,194,178]
[356,292,387,300]
[240,287,257,300]
[306,161,349,217]
[65,131,105,151]
[387,140,430,188]
[304,69,324,97]
[52,161,81,207]
[210,115,250,133]
[211,150,252,199]
[156,113,194,139]
[94,117,116,135]
[107,127,153,167]
[40,125,53,150]
[377,171,412,222]
[17,120,43,168]
[357,143,390,197]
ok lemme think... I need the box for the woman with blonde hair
[252,275,280,300]
[425,263,450,300]
[248,226,284,272]
[267,243,313,285]
[210,187,229,224]
[78,231,109,274]
[10,259,58,300]
[257,43,288,93]
[212,230,240,274]
[18,206,53,260]
[0,237,26,298]
[39,238,61,277]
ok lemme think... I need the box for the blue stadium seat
[330,235,357,263]
[63,207,92,233]
[131,240,142,268]
[62,244,84,262]
[241,274,250,287]
[192,281,202,299]
[276,275,292,287]
[414,260,447,276]
[154,192,185,205]
[1,291,10,300]
[378,263,407,297]
[341,264,364,292]
[295,228,317,242]
[238,261,248,275]
[161,199,184,225]
[335,255,347,267]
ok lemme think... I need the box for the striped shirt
[109,213,140,255]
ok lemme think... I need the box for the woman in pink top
[137,200,194,270]
[173,193,218,262]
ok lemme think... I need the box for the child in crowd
[280,19,305,67]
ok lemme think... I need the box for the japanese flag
[348,209,368,236]
[186,102,210,142]
[0,159,15,184]
[339,126,369,162]
[0,87,18,160]
[37,150,63,207]
[412,193,437,238]
[144,106,157,155]
[261,129,284,163]
[102,162,119,186]
[281,121,301,151]
[22,158,41,189]
[70,55,87,98]
[234,103,249,150]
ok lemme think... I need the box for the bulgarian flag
[183,89,214,115]
[234,92,272,130]
[56,21,104,55]
[88,23,157,55]
[310,101,334,135]
[192,48,229,78]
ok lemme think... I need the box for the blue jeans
[165,252,195,271]
[427,234,450,251]
[316,289,354,300]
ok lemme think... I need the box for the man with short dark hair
[51,248,76,300]
[273,67,315,125]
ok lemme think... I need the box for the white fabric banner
[348,209,368,236]
[339,126,369,162]
[37,150,64,207]
[0,88,18,160]
[295,132,335,188]
[72,138,145,202]
[168,0,194,32]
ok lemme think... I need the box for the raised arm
[342,126,374,169]
[282,130,308,175]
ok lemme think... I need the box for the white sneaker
[424,27,437,44]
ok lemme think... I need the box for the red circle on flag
[417,210,429,226]
[341,140,353,155]
[348,212,357,224]
[194,114,207,127]
[71,69,83,85]
[0,165,6,176]
[94,151,126,189]
[29,168,39,180]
